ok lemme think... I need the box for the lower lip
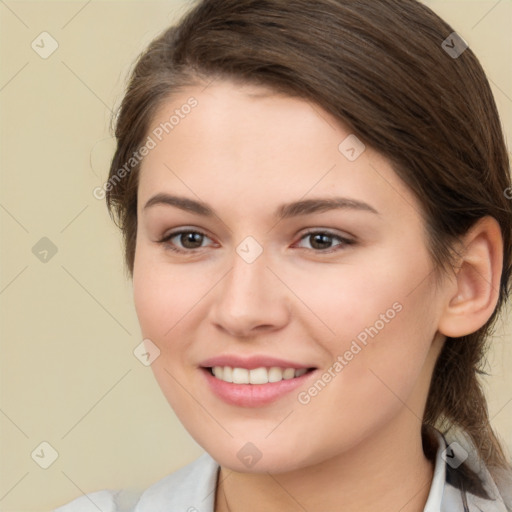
[200,368,316,407]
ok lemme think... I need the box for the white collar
[424,427,510,512]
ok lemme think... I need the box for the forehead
[137,80,419,223]
[151,81,335,149]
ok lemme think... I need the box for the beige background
[0,1,511,510]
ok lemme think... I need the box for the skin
[132,79,502,512]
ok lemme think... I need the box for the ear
[438,216,503,338]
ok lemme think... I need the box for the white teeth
[232,367,249,384]
[210,366,310,384]
[249,367,268,384]
[223,366,233,383]
[283,368,295,380]
[268,366,283,383]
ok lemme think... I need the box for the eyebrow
[143,193,379,219]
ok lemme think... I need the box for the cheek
[283,247,429,345]
[133,265,173,341]
[132,250,203,411]
[133,244,202,340]
[297,246,437,418]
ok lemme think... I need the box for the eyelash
[157,229,355,255]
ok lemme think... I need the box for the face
[133,79,447,473]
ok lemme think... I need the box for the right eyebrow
[143,193,213,216]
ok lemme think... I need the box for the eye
[158,229,215,253]
[294,230,354,252]
[157,228,354,254]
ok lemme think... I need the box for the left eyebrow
[276,197,379,219]
[142,193,379,218]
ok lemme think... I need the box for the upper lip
[199,355,315,370]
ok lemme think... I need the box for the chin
[193,434,318,474]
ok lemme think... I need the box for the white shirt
[54,427,512,511]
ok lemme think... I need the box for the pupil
[182,233,203,248]
[312,234,331,249]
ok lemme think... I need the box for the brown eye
[177,232,205,249]
[159,230,213,253]
[295,230,354,252]
[309,233,335,250]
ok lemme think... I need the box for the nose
[208,248,291,338]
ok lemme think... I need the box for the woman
[56,0,512,510]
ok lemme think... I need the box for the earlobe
[438,216,503,338]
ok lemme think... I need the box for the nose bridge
[227,246,268,302]
[209,241,290,336]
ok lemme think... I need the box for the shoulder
[53,490,119,512]
[53,453,220,512]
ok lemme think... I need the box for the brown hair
[106,0,512,477]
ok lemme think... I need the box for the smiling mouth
[205,366,316,384]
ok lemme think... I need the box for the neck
[215,412,435,512]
